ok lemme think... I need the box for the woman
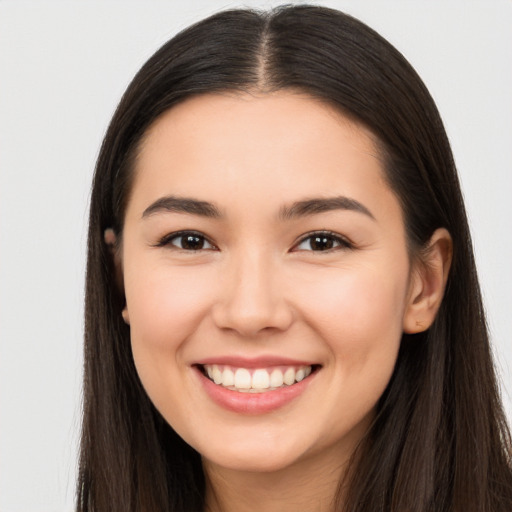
[78,5,512,511]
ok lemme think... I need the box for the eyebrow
[279,196,375,221]
[141,194,375,221]
[142,195,222,219]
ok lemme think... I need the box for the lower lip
[195,367,317,415]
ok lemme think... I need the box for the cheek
[295,265,408,432]
[295,264,408,360]
[124,263,219,420]
[125,264,215,362]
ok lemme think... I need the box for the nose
[211,250,294,337]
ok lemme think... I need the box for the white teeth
[234,368,251,389]
[283,368,295,386]
[270,369,284,388]
[203,364,314,392]
[252,369,270,390]
[212,365,222,385]
[295,368,305,382]
[222,367,235,387]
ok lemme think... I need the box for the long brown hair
[78,5,512,511]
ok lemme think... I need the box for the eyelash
[293,230,354,252]
[156,230,217,251]
[156,230,353,253]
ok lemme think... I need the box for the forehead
[129,91,396,220]
[139,91,378,166]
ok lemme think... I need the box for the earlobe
[403,228,453,334]
[122,307,130,325]
[104,228,117,249]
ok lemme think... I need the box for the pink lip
[194,355,315,368]
[193,365,318,415]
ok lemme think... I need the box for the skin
[117,92,452,512]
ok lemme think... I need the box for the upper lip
[193,355,318,368]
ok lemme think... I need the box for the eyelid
[291,230,354,252]
[155,230,217,250]
[153,229,352,252]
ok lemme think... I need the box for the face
[120,92,416,475]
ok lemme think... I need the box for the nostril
[211,303,295,337]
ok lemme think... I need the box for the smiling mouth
[198,364,319,393]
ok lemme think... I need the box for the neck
[203,448,352,512]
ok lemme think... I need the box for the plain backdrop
[1,1,511,510]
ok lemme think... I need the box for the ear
[104,228,130,325]
[403,228,453,334]
[122,307,130,325]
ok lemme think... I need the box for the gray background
[1,1,511,510]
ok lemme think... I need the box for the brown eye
[294,232,352,252]
[160,231,215,251]
[180,234,206,250]
[309,235,335,251]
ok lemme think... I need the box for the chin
[204,454,299,475]
[199,439,307,474]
